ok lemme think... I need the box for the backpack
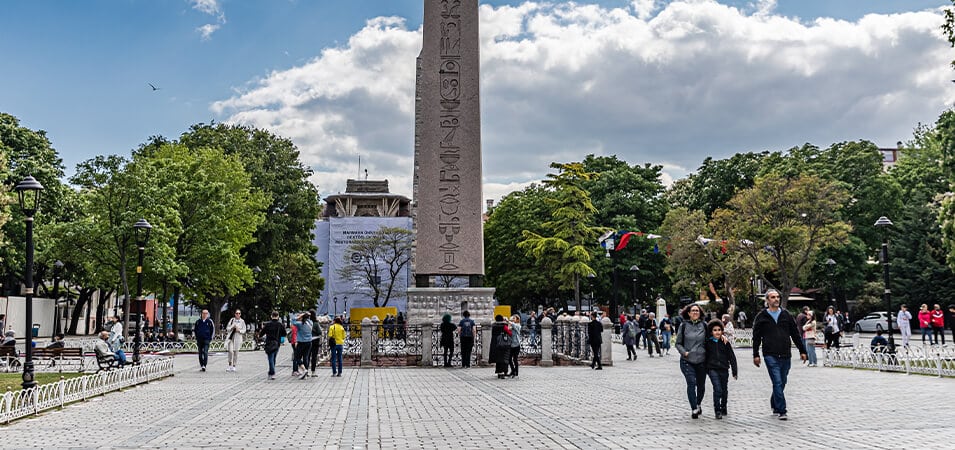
[495,327,511,348]
[460,318,475,337]
[627,321,638,337]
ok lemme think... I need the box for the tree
[336,227,411,307]
[713,175,851,308]
[484,184,558,309]
[518,162,606,310]
[666,152,768,217]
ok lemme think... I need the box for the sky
[2,0,953,205]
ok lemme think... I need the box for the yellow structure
[348,307,398,337]
[493,305,511,321]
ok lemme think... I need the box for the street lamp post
[333,296,338,318]
[874,216,895,352]
[272,274,281,325]
[343,296,348,320]
[605,237,618,324]
[52,260,64,337]
[252,266,261,326]
[586,273,595,313]
[825,258,836,307]
[132,219,152,365]
[16,175,44,390]
[629,265,639,314]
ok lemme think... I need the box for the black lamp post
[343,296,348,319]
[333,296,338,318]
[629,265,639,314]
[874,216,894,352]
[825,258,836,307]
[604,237,618,324]
[52,260,64,337]
[252,266,261,326]
[16,175,44,390]
[132,219,152,364]
[586,273,596,313]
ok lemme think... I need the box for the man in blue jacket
[193,309,215,371]
[752,290,807,421]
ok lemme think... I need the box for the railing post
[601,317,613,367]
[59,376,65,408]
[361,317,373,367]
[540,317,553,367]
[421,323,433,367]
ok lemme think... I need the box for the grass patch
[0,372,85,392]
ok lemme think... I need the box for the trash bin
[32,323,40,338]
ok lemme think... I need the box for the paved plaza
[2,343,954,449]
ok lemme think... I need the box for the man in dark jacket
[258,311,287,380]
[193,309,215,372]
[752,289,807,421]
[588,312,603,370]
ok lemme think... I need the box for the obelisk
[409,0,495,330]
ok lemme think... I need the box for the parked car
[854,311,896,332]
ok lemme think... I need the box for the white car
[853,311,896,333]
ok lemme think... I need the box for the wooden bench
[33,347,85,372]
[0,346,21,372]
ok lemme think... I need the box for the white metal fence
[823,344,955,377]
[1,356,175,424]
[64,338,256,353]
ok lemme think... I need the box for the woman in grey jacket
[676,304,707,419]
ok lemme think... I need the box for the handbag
[328,336,337,347]
[264,340,279,353]
[823,325,833,335]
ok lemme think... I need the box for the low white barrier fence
[823,344,955,377]
[1,356,175,424]
[65,338,256,353]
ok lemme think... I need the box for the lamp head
[874,216,893,228]
[15,175,44,216]
[133,218,153,247]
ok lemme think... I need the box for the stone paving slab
[1,345,954,449]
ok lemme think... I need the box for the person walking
[258,311,286,380]
[193,309,214,372]
[646,312,661,357]
[660,313,673,355]
[292,312,313,379]
[918,304,934,344]
[108,315,125,354]
[721,314,735,346]
[897,304,912,348]
[489,314,511,379]
[823,306,841,349]
[705,319,738,419]
[676,304,706,419]
[588,312,603,370]
[308,310,321,376]
[737,310,747,330]
[931,304,946,345]
[458,310,476,368]
[224,309,247,372]
[327,317,345,377]
[623,315,639,360]
[508,315,522,378]
[439,313,456,367]
[802,310,818,367]
[752,289,807,421]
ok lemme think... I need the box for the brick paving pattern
[2,344,954,449]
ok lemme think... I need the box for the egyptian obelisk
[409,0,495,329]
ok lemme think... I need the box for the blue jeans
[661,331,671,350]
[197,340,210,368]
[266,350,278,376]
[922,327,934,344]
[764,355,792,414]
[804,339,817,365]
[707,368,729,413]
[679,359,706,409]
[331,344,343,374]
[114,349,127,367]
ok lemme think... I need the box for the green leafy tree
[713,175,851,308]
[484,185,559,310]
[666,152,769,217]
[518,162,606,310]
[337,227,411,308]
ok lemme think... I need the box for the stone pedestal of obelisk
[409,0,495,329]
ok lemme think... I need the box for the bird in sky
[148,83,161,91]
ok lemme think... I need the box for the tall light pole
[605,236,618,324]
[16,175,44,390]
[586,273,596,313]
[333,296,338,318]
[252,266,262,327]
[825,258,836,307]
[629,265,639,314]
[52,260,64,337]
[132,219,152,364]
[874,216,894,352]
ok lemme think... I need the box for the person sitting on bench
[1,330,15,346]
[95,331,126,367]
[47,333,65,349]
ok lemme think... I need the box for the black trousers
[590,343,602,368]
[460,336,474,368]
[509,347,520,376]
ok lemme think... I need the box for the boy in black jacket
[705,319,737,419]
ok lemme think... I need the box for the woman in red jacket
[918,304,934,345]
[931,304,946,345]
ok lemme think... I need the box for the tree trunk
[172,284,181,336]
[66,288,93,335]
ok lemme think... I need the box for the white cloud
[211,1,955,201]
[197,23,220,41]
[191,0,226,40]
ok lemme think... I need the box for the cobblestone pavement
[2,344,954,449]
